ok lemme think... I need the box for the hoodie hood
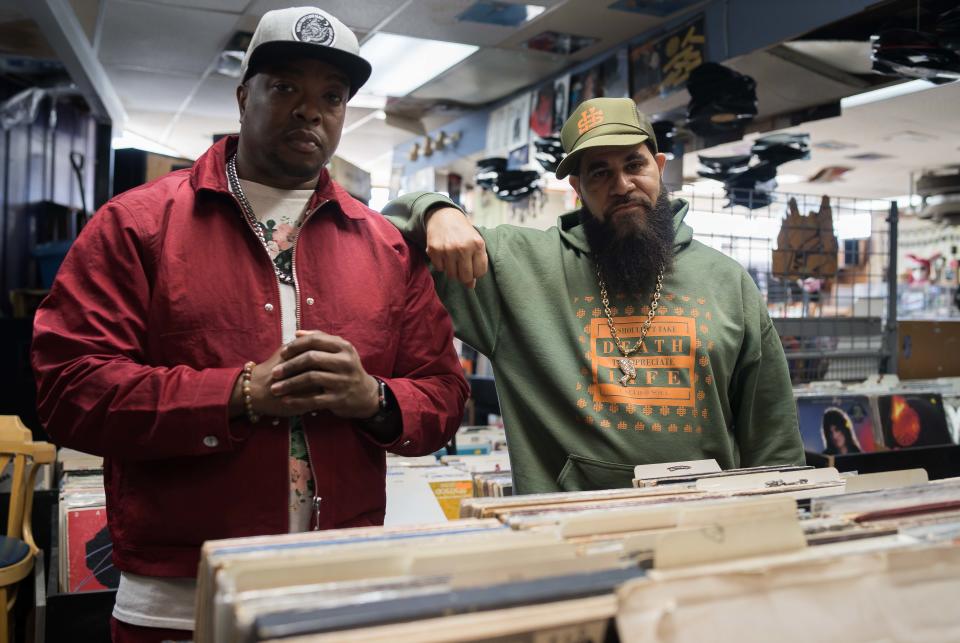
[558,197,693,255]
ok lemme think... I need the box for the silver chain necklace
[226,154,295,285]
[597,264,664,386]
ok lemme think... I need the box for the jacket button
[264,303,274,312]
[203,435,219,448]
[271,418,280,426]
[306,297,315,305]
[402,439,411,447]
[310,411,318,417]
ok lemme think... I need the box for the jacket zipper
[293,199,327,530]
[229,187,327,531]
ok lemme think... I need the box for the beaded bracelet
[242,361,260,423]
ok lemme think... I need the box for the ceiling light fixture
[359,33,478,97]
[112,130,182,157]
[839,79,937,109]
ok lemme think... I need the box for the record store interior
[2,0,960,641]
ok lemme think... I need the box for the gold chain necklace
[597,264,664,386]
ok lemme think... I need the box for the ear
[236,83,248,119]
[654,152,668,175]
[569,175,582,198]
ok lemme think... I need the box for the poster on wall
[487,92,532,156]
[529,83,556,138]
[629,14,705,102]
[552,74,570,129]
[447,173,463,205]
[505,92,532,151]
[795,395,878,455]
[568,64,602,115]
[602,49,630,99]
[485,102,512,156]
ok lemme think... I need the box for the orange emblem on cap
[577,107,604,134]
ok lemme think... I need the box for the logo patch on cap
[577,107,604,135]
[294,13,336,46]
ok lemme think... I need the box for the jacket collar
[189,135,367,220]
[557,197,693,255]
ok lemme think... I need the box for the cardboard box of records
[194,460,960,643]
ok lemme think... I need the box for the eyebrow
[585,152,646,173]
[585,160,610,173]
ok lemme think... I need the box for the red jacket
[32,137,468,577]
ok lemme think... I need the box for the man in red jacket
[31,6,468,642]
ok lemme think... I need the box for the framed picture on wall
[530,83,556,138]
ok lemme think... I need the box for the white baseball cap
[241,6,372,97]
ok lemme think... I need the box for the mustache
[604,195,653,217]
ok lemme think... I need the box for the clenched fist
[425,207,488,288]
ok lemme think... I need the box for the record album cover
[877,393,952,449]
[65,506,117,593]
[796,395,877,455]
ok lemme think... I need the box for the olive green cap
[555,97,657,179]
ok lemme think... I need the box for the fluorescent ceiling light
[840,79,936,109]
[112,130,182,157]
[349,93,387,109]
[359,33,478,97]
[777,174,805,185]
[525,4,546,20]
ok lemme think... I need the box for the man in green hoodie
[385,97,803,494]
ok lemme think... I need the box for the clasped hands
[231,330,379,420]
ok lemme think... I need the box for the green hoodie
[385,193,803,494]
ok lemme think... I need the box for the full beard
[580,188,676,297]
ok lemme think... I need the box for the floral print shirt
[238,179,316,533]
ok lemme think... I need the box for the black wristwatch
[363,376,399,426]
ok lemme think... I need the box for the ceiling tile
[108,65,202,114]
[67,0,100,44]
[98,0,241,75]
[147,0,248,10]
[164,112,238,159]
[246,0,401,32]
[184,73,240,120]
[123,108,178,145]
[385,0,532,48]
[499,0,677,60]
[411,47,569,104]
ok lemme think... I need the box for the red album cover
[66,506,117,592]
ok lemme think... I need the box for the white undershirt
[113,180,313,630]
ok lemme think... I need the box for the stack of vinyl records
[194,461,960,642]
[384,453,513,525]
[442,453,512,497]
[56,448,117,593]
